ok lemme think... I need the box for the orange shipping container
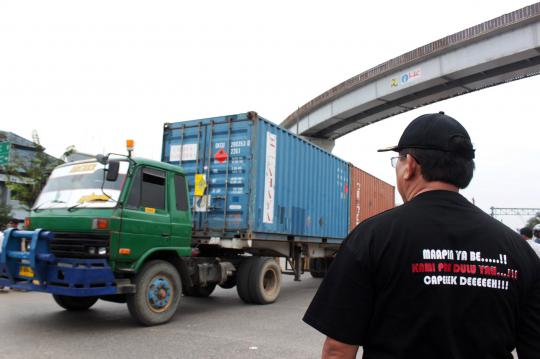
[349,165,395,232]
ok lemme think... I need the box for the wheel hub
[147,276,173,313]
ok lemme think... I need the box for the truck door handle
[161,233,170,237]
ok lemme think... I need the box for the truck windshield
[33,160,129,210]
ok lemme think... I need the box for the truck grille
[49,232,110,259]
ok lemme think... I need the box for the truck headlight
[98,247,107,256]
[88,247,96,255]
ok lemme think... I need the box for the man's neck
[406,181,459,202]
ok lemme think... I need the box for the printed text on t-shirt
[411,249,518,291]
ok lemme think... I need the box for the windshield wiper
[67,198,110,212]
[33,200,67,212]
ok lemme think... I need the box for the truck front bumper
[0,229,135,297]
[0,258,135,296]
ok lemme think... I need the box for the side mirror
[96,154,108,165]
[106,160,120,182]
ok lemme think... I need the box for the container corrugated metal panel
[349,165,395,232]
[162,113,349,242]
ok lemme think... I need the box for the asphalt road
[0,276,520,359]
[0,274,331,359]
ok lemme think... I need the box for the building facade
[0,131,61,222]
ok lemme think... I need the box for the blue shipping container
[162,112,349,243]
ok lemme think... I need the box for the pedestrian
[0,226,4,292]
[533,224,540,243]
[2,219,28,293]
[0,220,18,293]
[303,112,540,358]
[6,219,18,230]
[520,227,533,241]
[520,227,540,257]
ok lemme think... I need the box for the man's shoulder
[527,240,540,256]
[346,205,408,246]
[353,203,411,231]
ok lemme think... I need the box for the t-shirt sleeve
[516,258,540,358]
[303,235,374,345]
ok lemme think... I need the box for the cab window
[126,168,166,210]
[174,175,189,211]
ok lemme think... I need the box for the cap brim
[377,145,399,152]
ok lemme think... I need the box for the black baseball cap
[378,111,475,159]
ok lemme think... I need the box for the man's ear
[402,154,418,180]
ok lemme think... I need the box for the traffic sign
[0,142,10,165]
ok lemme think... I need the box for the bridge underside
[309,52,540,140]
[282,5,540,149]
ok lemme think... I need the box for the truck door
[169,173,192,248]
[120,167,172,256]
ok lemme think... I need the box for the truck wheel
[183,283,217,297]
[53,295,98,311]
[248,257,282,305]
[219,275,237,289]
[236,258,256,303]
[127,260,181,326]
[309,258,325,278]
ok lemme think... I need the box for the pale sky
[1,0,539,229]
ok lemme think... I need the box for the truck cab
[28,157,193,272]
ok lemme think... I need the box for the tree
[3,132,62,210]
[0,203,12,230]
[526,212,540,228]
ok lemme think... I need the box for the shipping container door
[203,118,252,233]
[163,117,252,234]
[164,122,207,231]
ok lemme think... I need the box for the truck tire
[236,258,256,303]
[309,258,333,278]
[248,257,282,305]
[127,260,181,326]
[53,295,98,311]
[183,283,217,297]
[309,258,325,278]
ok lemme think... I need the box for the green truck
[0,155,284,325]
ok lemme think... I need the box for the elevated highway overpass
[281,3,540,151]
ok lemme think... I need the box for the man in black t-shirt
[303,112,540,358]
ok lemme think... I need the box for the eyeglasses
[390,155,406,168]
